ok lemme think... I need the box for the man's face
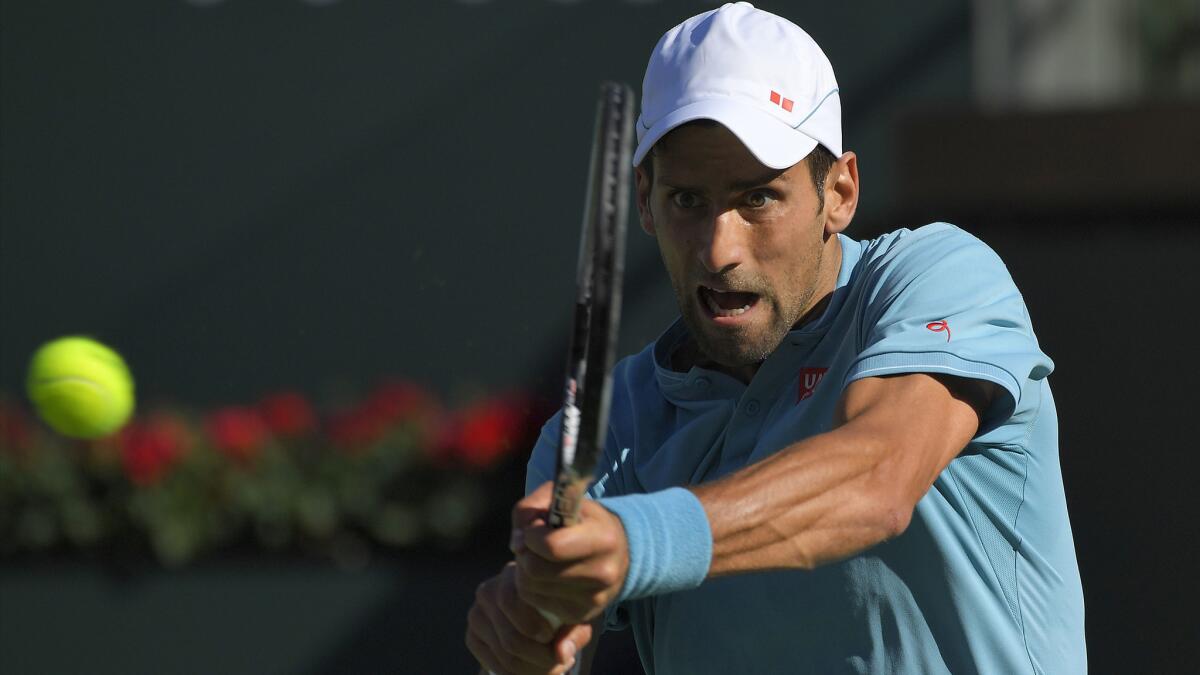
[637,123,843,371]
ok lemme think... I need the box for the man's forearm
[693,372,984,576]
[693,423,909,576]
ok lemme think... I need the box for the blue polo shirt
[526,223,1086,674]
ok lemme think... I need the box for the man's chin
[687,322,774,368]
[703,342,771,369]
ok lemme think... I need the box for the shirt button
[744,399,761,416]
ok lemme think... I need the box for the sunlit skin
[636,122,860,383]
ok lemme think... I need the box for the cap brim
[633,98,819,170]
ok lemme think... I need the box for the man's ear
[635,164,655,235]
[824,151,859,236]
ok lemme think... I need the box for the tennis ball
[26,336,135,439]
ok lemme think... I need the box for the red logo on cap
[769,90,794,112]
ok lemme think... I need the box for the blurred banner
[973,0,1200,107]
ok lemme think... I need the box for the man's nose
[697,209,745,274]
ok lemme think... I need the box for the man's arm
[699,372,991,574]
[514,372,994,622]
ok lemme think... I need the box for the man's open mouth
[698,286,759,318]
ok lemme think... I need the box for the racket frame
[547,82,633,529]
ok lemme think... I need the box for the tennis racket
[483,81,633,675]
[548,82,632,528]
[542,79,632,675]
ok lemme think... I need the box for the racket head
[548,82,634,528]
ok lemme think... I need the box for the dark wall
[974,223,1198,674]
[0,0,970,406]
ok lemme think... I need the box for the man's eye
[745,191,774,208]
[671,192,701,209]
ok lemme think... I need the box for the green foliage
[0,385,536,567]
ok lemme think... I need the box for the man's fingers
[521,523,594,562]
[469,566,573,675]
[514,552,624,621]
[474,597,562,674]
[467,602,511,674]
[467,628,576,675]
[498,571,558,643]
[513,481,555,531]
[515,584,604,625]
[524,500,624,560]
[488,591,564,671]
[512,505,628,627]
[517,547,624,593]
[555,622,594,665]
[465,626,505,675]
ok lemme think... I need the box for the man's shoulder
[861,222,996,264]
[852,222,1012,290]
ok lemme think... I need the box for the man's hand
[466,561,591,675]
[512,481,630,624]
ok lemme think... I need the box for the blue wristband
[598,487,713,602]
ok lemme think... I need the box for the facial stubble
[666,237,826,370]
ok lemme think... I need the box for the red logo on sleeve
[926,320,951,342]
[798,367,828,402]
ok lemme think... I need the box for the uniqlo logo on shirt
[798,367,828,402]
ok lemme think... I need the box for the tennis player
[467,3,1086,673]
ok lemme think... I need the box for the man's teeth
[704,290,752,317]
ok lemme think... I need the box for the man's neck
[670,338,761,384]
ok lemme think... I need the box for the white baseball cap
[633,2,842,170]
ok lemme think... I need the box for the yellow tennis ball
[26,336,135,439]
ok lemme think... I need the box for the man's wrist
[597,487,712,602]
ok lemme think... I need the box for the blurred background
[1,0,1197,672]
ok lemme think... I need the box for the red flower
[119,415,189,486]
[206,407,269,463]
[440,396,529,469]
[327,381,437,453]
[258,391,317,437]
[326,407,386,450]
[364,380,433,423]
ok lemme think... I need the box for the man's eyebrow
[660,169,787,193]
[729,169,788,193]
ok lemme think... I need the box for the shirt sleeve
[523,409,625,497]
[524,409,562,496]
[845,223,1053,436]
